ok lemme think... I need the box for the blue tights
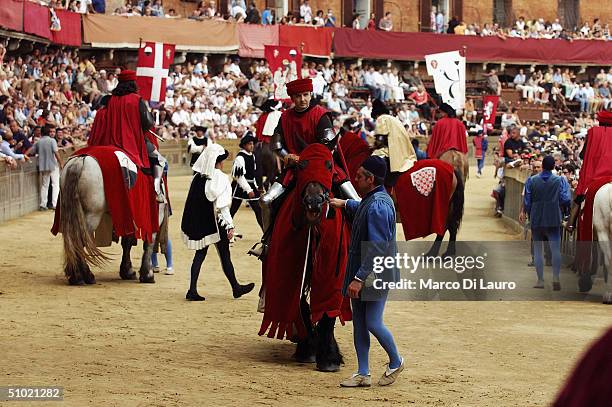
[532,227,561,281]
[351,293,401,376]
[151,238,173,269]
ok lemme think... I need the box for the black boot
[232,283,255,298]
[186,290,206,301]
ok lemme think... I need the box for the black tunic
[188,137,208,166]
[181,175,219,248]
[231,151,260,200]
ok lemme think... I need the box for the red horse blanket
[259,144,351,340]
[426,117,468,159]
[575,176,612,274]
[51,146,159,243]
[395,159,455,240]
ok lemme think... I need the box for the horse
[259,144,349,372]
[577,182,612,304]
[365,132,465,258]
[254,141,280,191]
[439,149,469,184]
[57,154,165,285]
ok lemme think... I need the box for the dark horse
[254,141,280,191]
[259,144,349,372]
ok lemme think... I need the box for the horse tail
[60,158,109,278]
[448,168,465,233]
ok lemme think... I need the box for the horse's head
[302,181,329,225]
[295,144,334,226]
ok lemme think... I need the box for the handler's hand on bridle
[227,228,235,240]
[329,198,347,209]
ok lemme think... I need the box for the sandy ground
[1,165,611,406]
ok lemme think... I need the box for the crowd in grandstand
[97,0,611,42]
[0,31,608,223]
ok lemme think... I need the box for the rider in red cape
[257,79,359,343]
[566,110,612,233]
[566,110,612,274]
[257,78,359,246]
[88,69,166,202]
[426,103,468,159]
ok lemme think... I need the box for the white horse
[591,183,612,304]
[58,155,165,285]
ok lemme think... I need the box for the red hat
[597,110,612,126]
[286,78,312,96]
[118,69,137,82]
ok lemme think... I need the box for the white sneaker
[164,267,174,275]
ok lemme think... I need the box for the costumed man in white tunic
[181,143,255,301]
[230,133,263,230]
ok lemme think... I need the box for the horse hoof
[293,354,316,364]
[316,363,340,372]
[67,277,85,286]
[603,293,612,305]
[578,275,593,293]
[83,275,96,285]
[139,274,155,284]
[120,270,137,280]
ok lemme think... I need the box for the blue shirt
[524,170,571,214]
[0,140,25,160]
[345,185,396,283]
[261,9,272,25]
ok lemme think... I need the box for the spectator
[324,9,336,27]
[31,125,63,210]
[484,69,501,96]
[366,12,376,30]
[435,8,444,33]
[261,6,273,24]
[351,14,361,30]
[504,125,526,163]
[412,138,427,160]
[473,130,488,177]
[300,1,312,24]
[447,16,459,34]
[313,10,325,27]
[378,12,393,31]
[408,85,431,120]
[244,2,261,24]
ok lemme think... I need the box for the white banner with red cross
[136,41,175,103]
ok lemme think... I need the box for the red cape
[88,93,150,168]
[575,126,612,196]
[395,159,455,240]
[553,327,612,407]
[339,131,372,187]
[51,146,158,243]
[281,105,329,154]
[427,117,468,159]
[574,176,612,274]
[260,144,351,340]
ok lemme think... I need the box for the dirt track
[1,165,610,406]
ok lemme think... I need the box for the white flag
[425,50,466,111]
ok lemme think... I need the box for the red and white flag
[264,45,302,101]
[136,42,175,103]
[482,95,499,129]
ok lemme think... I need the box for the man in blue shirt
[331,156,404,388]
[411,138,427,160]
[524,155,571,290]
